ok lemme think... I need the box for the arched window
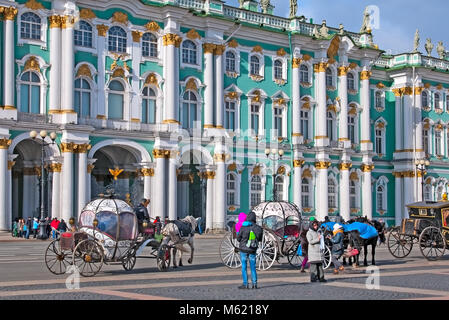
[424,184,432,201]
[375,126,385,155]
[347,72,355,91]
[423,129,430,155]
[227,173,236,206]
[435,93,441,110]
[19,71,41,114]
[327,112,335,141]
[181,90,198,129]
[21,12,41,40]
[376,186,385,211]
[435,129,442,155]
[250,175,262,207]
[74,78,91,118]
[325,68,333,87]
[250,103,260,135]
[375,91,383,109]
[328,178,337,209]
[300,110,310,141]
[275,175,284,201]
[75,21,93,48]
[225,101,236,130]
[274,106,283,137]
[108,80,124,120]
[348,115,356,144]
[350,181,357,209]
[182,40,197,65]
[142,86,156,124]
[250,55,260,75]
[422,91,429,107]
[226,51,236,72]
[142,33,158,58]
[300,65,309,83]
[301,178,310,208]
[274,60,283,80]
[108,26,127,53]
[437,186,444,201]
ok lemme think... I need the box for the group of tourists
[11,217,70,240]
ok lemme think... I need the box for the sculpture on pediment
[260,0,270,14]
[238,0,244,9]
[437,41,445,59]
[319,20,329,38]
[339,24,345,35]
[289,0,297,19]
[360,7,371,33]
[312,25,320,38]
[425,38,434,56]
[412,29,420,53]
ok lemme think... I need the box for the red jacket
[50,220,60,229]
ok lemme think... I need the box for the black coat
[135,204,149,222]
[237,212,263,254]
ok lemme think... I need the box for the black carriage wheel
[157,245,171,271]
[72,239,104,277]
[45,239,72,275]
[287,243,304,269]
[419,226,446,261]
[219,231,241,269]
[387,228,414,258]
[122,247,137,271]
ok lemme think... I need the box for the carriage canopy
[252,201,302,232]
[79,197,138,241]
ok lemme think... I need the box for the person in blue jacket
[328,223,345,274]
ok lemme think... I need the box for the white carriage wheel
[322,245,332,270]
[219,232,241,269]
[72,239,104,277]
[256,231,278,271]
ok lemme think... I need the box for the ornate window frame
[224,84,243,133]
[347,70,359,95]
[248,52,265,82]
[226,171,241,207]
[301,165,316,213]
[325,65,337,91]
[299,62,313,88]
[248,163,267,208]
[105,77,130,121]
[247,89,267,139]
[374,89,385,112]
[140,71,163,124]
[272,56,287,86]
[180,38,202,72]
[376,176,389,215]
[271,91,289,140]
[349,169,361,212]
[74,19,97,54]
[107,24,131,56]
[327,173,338,212]
[374,117,387,158]
[17,9,48,49]
[434,91,443,114]
[224,48,240,78]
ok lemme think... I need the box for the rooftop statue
[339,24,345,35]
[260,0,270,14]
[437,41,446,59]
[360,7,371,33]
[319,20,329,38]
[238,0,244,9]
[425,38,434,56]
[289,0,297,19]
[312,25,320,38]
[412,29,420,53]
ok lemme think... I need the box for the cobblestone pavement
[0,234,448,300]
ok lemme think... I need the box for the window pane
[148,99,156,124]
[74,91,81,114]
[20,84,29,113]
[31,85,40,114]
[108,93,124,119]
[82,92,90,117]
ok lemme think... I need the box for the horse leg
[188,237,194,264]
[172,247,178,268]
[372,241,376,265]
[364,242,368,266]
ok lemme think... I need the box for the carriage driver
[135,198,151,234]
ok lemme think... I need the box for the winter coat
[330,231,344,256]
[58,221,67,233]
[237,212,263,254]
[299,222,309,256]
[306,227,323,263]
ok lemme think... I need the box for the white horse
[161,216,200,268]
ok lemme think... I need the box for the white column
[403,176,414,218]
[142,168,152,200]
[77,149,88,213]
[292,159,303,209]
[162,33,181,124]
[339,163,351,222]
[360,70,372,151]
[214,154,226,230]
[61,145,74,221]
[50,163,61,219]
[206,171,215,232]
[361,165,373,220]
[131,32,143,122]
[96,25,108,119]
[395,175,403,226]
[403,91,414,151]
[292,58,301,144]
[338,66,349,147]
[168,158,178,221]
[49,16,62,114]
[314,62,328,147]
[415,88,423,151]
[315,161,329,221]
[153,150,167,220]
[12,171,19,222]
[394,91,403,151]
[204,43,215,128]
[61,16,75,117]
[0,146,8,230]
[2,8,17,110]
[215,45,225,129]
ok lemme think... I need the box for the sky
[224,0,449,56]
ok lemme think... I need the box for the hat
[333,223,343,232]
[309,217,316,222]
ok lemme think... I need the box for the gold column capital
[132,30,143,42]
[0,138,12,149]
[152,149,171,159]
[292,58,302,68]
[339,162,352,171]
[163,33,182,47]
[337,66,350,76]
[293,159,305,168]
[414,87,424,95]
[140,168,155,177]
[96,24,109,37]
[214,44,226,56]
[361,164,375,172]
[74,143,92,154]
[213,153,227,163]
[199,171,216,179]
[360,70,372,80]
[7,161,16,170]
[61,16,75,29]
[2,7,18,20]
[87,164,95,174]
[315,161,331,169]
[48,163,62,173]
[60,142,77,153]
[48,15,62,28]
[203,43,217,54]
[314,62,328,73]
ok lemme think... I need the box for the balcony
[17,112,52,124]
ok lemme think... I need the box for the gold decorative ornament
[112,68,125,78]
[361,164,374,172]
[3,7,18,20]
[302,54,312,61]
[145,21,160,32]
[109,168,124,180]
[96,24,109,37]
[61,16,75,29]
[293,160,305,168]
[437,84,443,90]
[213,153,226,163]
[76,64,93,79]
[79,8,96,20]
[74,144,91,154]
[274,98,286,106]
[414,87,424,95]
[25,0,44,10]
[0,138,12,149]
[251,165,261,176]
[24,56,40,73]
[48,15,62,28]
[327,104,337,113]
[424,83,431,89]
[339,162,352,171]
[8,161,16,171]
[360,70,372,80]
[203,43,216,54]
[214,44,226,56]
[302,169,312,178]
[163,33,182,47]
[402,87,413,96]
[112,11,128,25]
[228,206,236,212]
[337,66,350,76]
[185,78,198,92]
[252,45,263,53]
[48,163,62,173]
[60,142,77,153]
[348,62,358,69]
[96,115,106,120]
[277,166,286,175]
[228,163,237,171]
[87,164,95,174]
[225,92,238,100]
[327,36,340,59]
[277,48,287,57]
[227,39,238,48]
[204,171,216,179]
[376,82,385,89]
[315,161,331,169]
[292,58,302,68]
[314,62,328,73]
[302,102,310,110]
[350,172,359,181]
[140,168,155,177]
[186,29,201,40]
[132,30,143,42]
[375,121,385,129]
[145,73,158,87]
[162,119,180,125]
[152,149,171,159]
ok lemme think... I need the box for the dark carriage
[388,200,449,261]
[44,196,171,277]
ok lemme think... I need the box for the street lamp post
[30,130,57,240]
[415,159,430,202]
[265,148,284,201]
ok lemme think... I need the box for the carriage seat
[274,225,300,239]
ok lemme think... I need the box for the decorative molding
[314,62,328,73]
[23,56,41,73]
[251,165,262,176]
[361,164,374,172]
[132,30,143,42]
[152,149,171,159]
[48,15,62,28]
[225,92,239,100]
[339,162,352,171]
[277,48,287,57]
[292,58,302,68]
[24,0,44,10]
[163,33,182,47]
[111,68,125,78]
[376,82,385,89]
[203,43,216,54]
[228,163,237,171]
[76,64,93,79]
[74,144,92,154]
[144,73,159,88]
[227,39,238,48]
[2,7,18,20]
[185,78,198,92]
[315,161,331,169]
[186,29,201,40]
[145,21,160,32]
[79,8,96,20]
[277,166,286,175]
[48,163,62,173]
[293,160,305,168]
[213,153,227,163]
[61,16,75,29]
[96,24,109,37]
[337,66,350,76]
[360,70,372,80]
[252,45,263,53]
[0,138,12,149]
[111,11,129,25]
[214,45,226,56]
[140,168,155,177]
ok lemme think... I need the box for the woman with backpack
[236,211,263,289]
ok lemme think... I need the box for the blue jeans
[240,252,257,286]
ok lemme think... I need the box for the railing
[375,54,449,71]
[422,56,449,70]
[17,112,52,124]
[175,0,205,10]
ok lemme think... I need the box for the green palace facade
[1,0,449,231]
